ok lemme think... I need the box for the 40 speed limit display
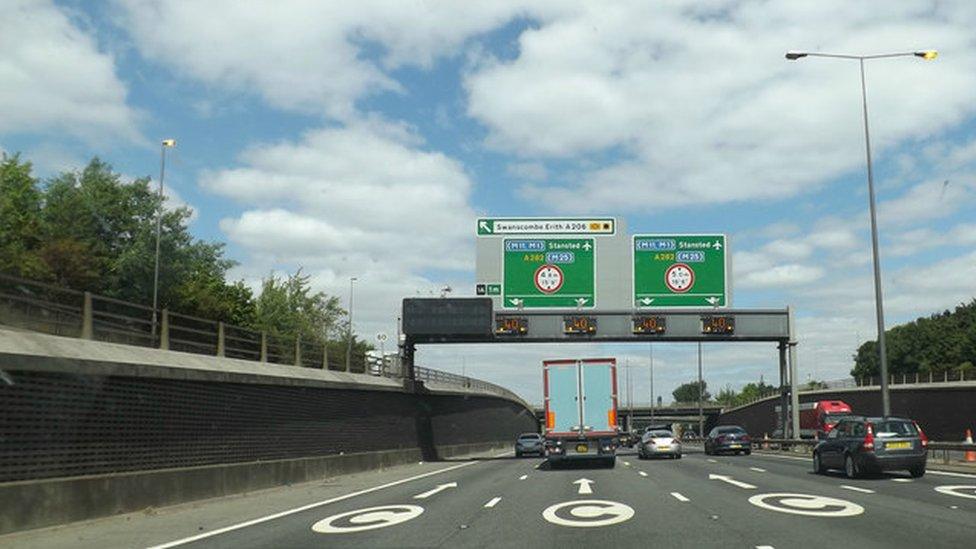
[502,238,595,308]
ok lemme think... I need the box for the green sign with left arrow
[502,238,595,308]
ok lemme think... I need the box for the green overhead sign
[502,238,595,308]
[633,234,728,308]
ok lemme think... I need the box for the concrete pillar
[81,292,93,340]
[294,335,302,367]
[778,342,788,438]
[159,309,169,350]
[217,322,225,357]
[260,331,267,362]
[787,306,800,441]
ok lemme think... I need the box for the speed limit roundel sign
[534,264,564,294]
[664,263,695,293]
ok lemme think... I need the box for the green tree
[672,380,709,403]
[0,154,46,278]
[254,270,346,343]
[715,384,738,406]
[737,378,776,406]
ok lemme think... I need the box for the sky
[3,0,976,405]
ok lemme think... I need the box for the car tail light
[863,423,875,451]
[717,435,727,443]
[914,421,928,448]
[546,412,555,430]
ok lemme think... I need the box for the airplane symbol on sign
[713,240,723,250]
[582,242,592,251]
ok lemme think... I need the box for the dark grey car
[704,425,751,455]
[813,417,928,478]
[515,433,544,457]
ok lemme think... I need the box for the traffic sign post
[633,234,728,308]
[503,238,595,308]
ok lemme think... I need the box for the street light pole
[345,277,357,372]
[785,49,937,417]
[151,139,176,345]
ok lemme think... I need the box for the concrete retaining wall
[718,383,976,440]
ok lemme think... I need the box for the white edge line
[670,492,690,502]
[840,485,875,494]
[484,496,502,508]
[749,467,766,472]
[146,460,479,549]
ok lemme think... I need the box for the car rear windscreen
[873,421,918,437]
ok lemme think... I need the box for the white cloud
[741,264,825,288]
[205,118,478,340]
[114,0,533,119]
[465,1,976,210]
[507,161,548,181]
[0,0,140,141]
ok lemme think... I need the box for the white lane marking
[146,460,478,549]
[707,459,717,463]
[750,467,767,473]
[934,485,976,500]
[624,461,631,466]
[542,500,634,527]
[671,492,690,502]
[709,474,757,489]
[484,497,502,508]
[929,470,976,479]
[891,478,912,483]
[519,474,528,480]
[311,505,424,534]
[413,482,457,499]
[574,478,595,495]
[638,471,648,477]
[840,485,875,494]
[748,493,864,517]
[756,546,776,549]
[751,453,809,462]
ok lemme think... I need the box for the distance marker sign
[633,234,728,308]
[503,238,595,308]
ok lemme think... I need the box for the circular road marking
[534,264,564,294]
[935,485,976,500]
[311,505,424,534]
[542,500,635,527]
[664,263,695,293]
[748,493,864,517]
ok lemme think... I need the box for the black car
[813,416,928,478]
[704,425,751,455]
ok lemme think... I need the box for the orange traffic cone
[965,429,976,463]
[763,433,769,450]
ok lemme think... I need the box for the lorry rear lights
[608,409,617,428]
[546,411,555,430]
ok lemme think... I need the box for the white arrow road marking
[574,478,595,495]
[670,492,690,502]
[934,486,976,500]
[928,470,976,479]
[709,474,757,489]
[519,474,528,480]
[840,485,875,494]
[639,471,648,477]
[413,482,458,499]
[484,497,502,508]
[750,467,767,473]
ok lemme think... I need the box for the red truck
[775,400,853,439]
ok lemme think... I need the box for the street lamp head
[914,50,938,60]
[161,139,176,147]
[785,51,808,60]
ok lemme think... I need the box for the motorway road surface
[5,447,976,548]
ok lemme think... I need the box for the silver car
[515,432,544,457]
[638,430,682,459]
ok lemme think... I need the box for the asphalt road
[6,447,976,549]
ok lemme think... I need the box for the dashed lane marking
[750,467,767,473]
[756,545,775,549]
[484,497,502,508]
[671,492,690,502]
[639,471,648,477]
[707,459,717,463]
[840,485,875,494]
[624,461,631,466]
[891,478,912,483]
[519,474,528,480]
